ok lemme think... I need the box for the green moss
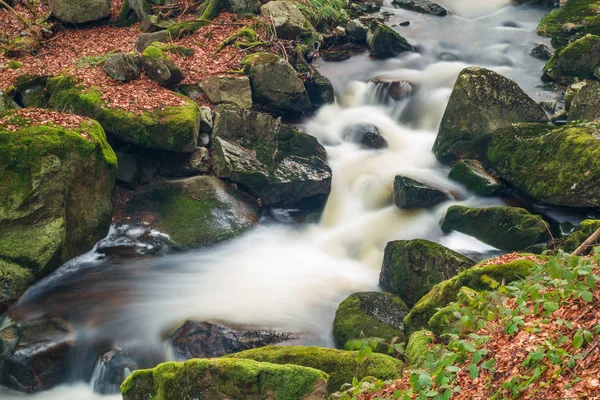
[241,52,280,68]
[426,305,454,335]
[121,358,328,400]
[0,259,35,312]
[403,259,537,334]
[448,159,503,196]
[4,35,39,57]
[217,27,258,51]
[150,42,194,57]
[537,0,600,48]
[166,19,210,38]
[197,0,222,20]
[116,0,138,26]
[225,345,403,393]
[142,45,165,60]
[7,60,22,69]
[543,34,600,83]
[333,292,408,349]
[560,219,600,252]
[405,330,434,367]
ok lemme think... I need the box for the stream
[0,1,557,398]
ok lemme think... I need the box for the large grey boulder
[48,0,110,23]
[260,1,313,39]
[103,53,141,83]
[202,75,253,109]
[392,0,448,16]
[211,105,331,207]
[367,22,414,58]
[433,67,547,164]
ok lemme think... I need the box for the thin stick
[572,227,600,256]
[0,0,30,27]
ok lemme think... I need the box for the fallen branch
[572,227,600,256]
[0,0,29,27]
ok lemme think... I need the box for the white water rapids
[1,0,554,398]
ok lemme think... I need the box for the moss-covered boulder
[441,206,550,251]
[380,239,475,308]
[211,105,331,207]
[121,358,329,400]
[560,219,600,252]
[403,259,536,333]
[448,159,504,196]
[333,292,409,348]
[486,122,600,208]
[543,34,600,84]
[118,0,171,24]
[568,80,600,122]
[48,0,110,24]
[367,22,414,58]
[242,52,312,114]
[537,0,600,49]
[0,109,116,311]
[260,1,314,40]
[393,176,452,209]
[123,176,260,248]
[432,67,547,164]
[202,75,253,109]
[46,75,199,153]
[141,45,184,88]
[225,346,403,393]
[405,330,434,367]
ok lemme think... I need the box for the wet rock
[433,67,547,164]
[141,45,184,88]
[543,34,600,84]
[121,358,329,400]
[260,1,313,40]
[202,75,252,109]
[564,81,587,112]
[392,0,448,16]
[140,15,174,33]
[393,176,452,209]
[567,80,600,122]
[486,122,600,208]
[103,53,141,83]
[539,99,557,114]
[342,123,388,149]
[530,43,553,60]
[158,147,210,177]
[242,52,312,114]
[48,0,110,24]
[367,22,414,58]
[291,50,334,108]
[168,321,296,359]
[380,239,475,308]
[551,109,568,124]
[92,347,139,394]
[371,78,414,101]
[359,2,381,13]
[321,49,352,62]
[346,19,368,43]
[333,292,409,348]
[441,205,550,251]
[536,0,599,49]
[211,105,331,207]
[439,52,460,62]
[0,318,76,392]
[448,159,504,196]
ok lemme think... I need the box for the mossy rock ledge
[432,67,547,164]
[122,176,260,249]
[542,34,600,84]
[441,206,550,251]
[448,159,505,196]
[333,292,409,348]
[0,110,116,311]
[485,121,600,208]
[224,345,403,393]
[211,105,332,207]
[537,0,600,49]
[380,239,476,308]
[46,74,200,153]
[120,358,329,400]
[403,259,537,334]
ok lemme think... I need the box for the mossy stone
[260,1,315,40]
[561,219,600,252]
[537,0,600,48]
[486,122,600,208]
[433,67,547,164]
[405,330,434,367]
[47,0,110,24]
[367,22,414,58]
[225,345,403,393]
[403,259,537,334]
[0,260,35,313]
[380,239,475,308]
[120,358,329,400]
[567,80,600,122]
[393,176,452,209]
[543,34,600,84]
[141,45,184,88]
[441,206,550,251]
[333,292,409,348]
[448,159,504,196]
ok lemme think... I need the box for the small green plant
[296,0,349,32]
[74,52,114,68]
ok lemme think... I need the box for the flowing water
[1,1,556,398]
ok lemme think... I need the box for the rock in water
[529,43,553,60]
[346,19,368,43]
[211,105,331,207]
[342,123,388,149]
[202,75,253,109]
[0,110,116,311]
[380,239,475,307]
[367,22,414,58]
[448,159,504,196]
[543,34,600,84]
[141,45,184,88]
[224,346,403,394]
[393,176,452,208]
[92,347,140,394]
[168,321,296,359]
[567,80,600,123]
[242,52,312,114]
[123,176,260,248]
[441,205,550,251]
[486,122,600,208]
[333,292,409,348]
[121,358,329,400]
[48,0,110,23]
[260,1,313,40]
[103,53,141,83]
[536,0,600,48]
[392,0,448,16]
[433,67,547,164]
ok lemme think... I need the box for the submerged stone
[367,22,414,58]
[93,347,140,395]
[392,0,448,16]
[342,123,388,149]
[448,159,504,196]
[393,176,452,209]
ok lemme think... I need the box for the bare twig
[573,227,600,256]
[0,0,30,27]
